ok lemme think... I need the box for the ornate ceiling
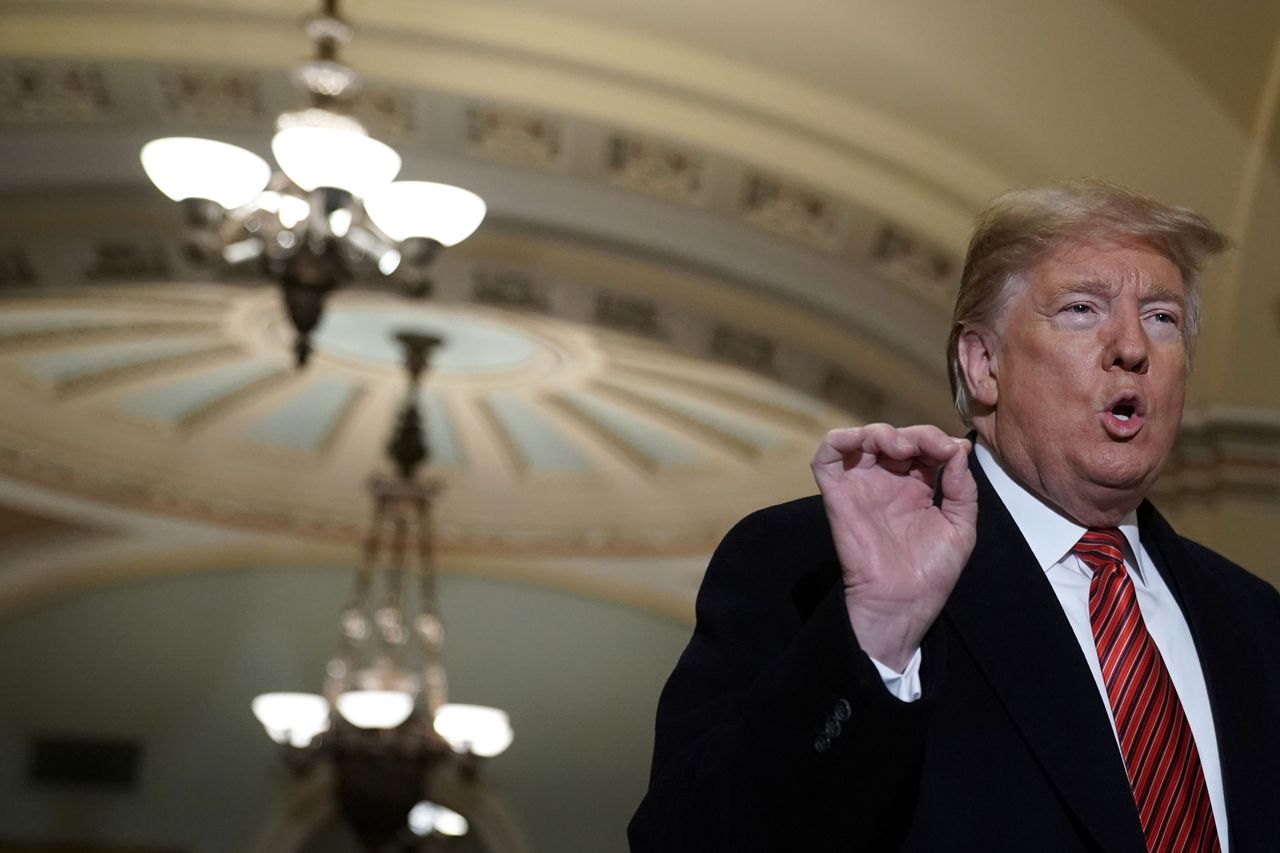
[1,0,1278,608]
[0,0,1276,608]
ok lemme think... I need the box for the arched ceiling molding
[0,185,958,423]
[0,0,1005,250]
[19,0,1251,206]
[0,527,709,628]
[2,1,1269,386]
[3,0,1245,217]
[1,2,1266,392]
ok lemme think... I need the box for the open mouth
[1111,402,1136,422]
[1102,394,1145,437]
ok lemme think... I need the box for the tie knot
[1074,528,1126,575]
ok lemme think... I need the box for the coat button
[823,718,842,738]
[833,698,852,722]
[813,734,832,753]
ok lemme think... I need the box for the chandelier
[251,331,513,850]
[139,0,485,366]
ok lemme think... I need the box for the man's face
[974,238,1189,525]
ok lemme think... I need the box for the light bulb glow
[434,808,469,837]
[223,237,264,265]
[257,191,311,229]
[336,689,414,729]
[433,703,513,757]
[408,801,469,838]
[377,248,402,275]
[271,126,400,196]
[141,137,271,209]
[251,692,330,747]
[364,181,486,247]
[328,208,352,238]
[408,801,438,836]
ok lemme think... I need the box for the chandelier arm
[364,498,396,681]
[416,491,448,714]
[382,504,409,655]
[331,488,390,694]
[349,493,384,614]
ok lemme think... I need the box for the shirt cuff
[869,647,923,702]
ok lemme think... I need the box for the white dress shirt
[869,441,1228,849]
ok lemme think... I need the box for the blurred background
[0,1,1276,850]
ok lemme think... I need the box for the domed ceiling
[0,281,848,551]
[0,0,1276,604]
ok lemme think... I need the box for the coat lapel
[1138,505,1278,851]
[942,456,1148,853]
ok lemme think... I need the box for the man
[629,180,1280,852]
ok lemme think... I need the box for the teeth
[1114,413,1130,421]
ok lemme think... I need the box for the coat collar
[943,453,1148,853]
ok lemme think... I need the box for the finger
[939,438,978,520]
[813,425,967,473]
[860,424,963,466]
[811,427,865,466]
[856,423,920,461]
[909,426,970,467]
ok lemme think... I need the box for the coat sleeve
[628,497,941,853]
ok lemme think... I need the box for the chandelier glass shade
[140,137,272,209]
[252,692,332,748]
[334,689,417,731]
[139,0,486,367]
[363,181,488,246]
[433,703,515,758]
[269,125,402,197]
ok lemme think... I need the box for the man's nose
[1106,304,1149,373]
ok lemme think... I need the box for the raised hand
[810,424,978,671]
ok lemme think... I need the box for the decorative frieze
[869,223,957,308]
[821,366,887,421]
[0,61,111,123]
[352,87,413,139]
[157,68,263,125]
[607,135,706,204]
[0,57,965,322]
[710,324,775,374]
[595,293,664,340]
[472,268,550,312]
[466,105,565,169]
[739,173,843,251]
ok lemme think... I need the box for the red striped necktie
[1075,528,1220,853]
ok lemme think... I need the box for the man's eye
[1064,303,1092,314]
[1151,311,1177,325]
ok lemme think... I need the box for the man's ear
[957,327,999,408]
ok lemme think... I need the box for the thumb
[939,439,978,527]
